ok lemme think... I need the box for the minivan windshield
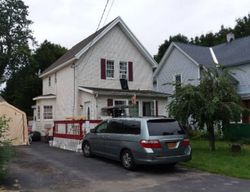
[147,119,185,136]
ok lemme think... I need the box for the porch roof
[33,94,56,101]
[79,86,169,98]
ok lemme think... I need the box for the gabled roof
[213,36,250,67]
[174,42,214,68]
[154,35,250,77]
[40,16,157,78]
[79,86,169,98]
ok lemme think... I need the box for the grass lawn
[183,139,250,179]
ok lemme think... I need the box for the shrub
[0,116,14,180]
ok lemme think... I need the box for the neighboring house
[0,96,29,145]
[33,17,169,137]
[154,33,250,123]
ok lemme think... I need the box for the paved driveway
[1,142,250,192]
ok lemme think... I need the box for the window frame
[173,74,182,91]
[106,60,115,79]
[43,105,53,120]
[119,61,128,79]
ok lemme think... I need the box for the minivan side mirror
[90,128,96,133]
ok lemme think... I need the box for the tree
[33,40,67,72]
[154,34,189,63]
[0,0,34,81]
[169,68,245,151]
[1,40,67,116]
[0,116,13,180]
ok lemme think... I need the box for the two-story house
[33,17,169,136]
[154,33,250,123]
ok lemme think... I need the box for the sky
[22,0,250,56]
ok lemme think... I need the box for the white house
[33,17,169,137]
[154,34,250,123]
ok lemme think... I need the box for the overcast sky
[22,0,250,55]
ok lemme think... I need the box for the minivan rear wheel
[82,142,92,157]
[121,150,135,170]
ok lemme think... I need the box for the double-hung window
[106,60,114,78]
[43,105,53,119]
[119,61,127,79]
[175,74,182,90]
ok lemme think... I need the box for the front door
[84,102,91,120]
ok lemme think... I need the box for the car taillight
[140,140,161,148]
[180,139,190,147]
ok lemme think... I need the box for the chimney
[226,32,235,43]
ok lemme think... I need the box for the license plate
[166,142,177,149]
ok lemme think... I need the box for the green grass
[183,139,250,179]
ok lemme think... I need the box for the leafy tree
[0,116,13,180]
[1,40,67,116]
[33,40,67,72]
[169,68,245,151]
[234,14,250,38]
[0,0,34,81]
[154,34,189,63]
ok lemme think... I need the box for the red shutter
[155,100,158,117]
[107,99,113,106]
[101,58,106,79]
[128,61,133,81]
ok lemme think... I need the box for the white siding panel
[76,25,153,90]
[55,66,74,119]
[156,48,200,94]
[229,64,250,95]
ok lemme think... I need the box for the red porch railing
[53,120,102,140]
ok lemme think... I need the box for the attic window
[174,74,182,90]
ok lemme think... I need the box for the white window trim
[106,60,115,79]
[37,105,41,121]
[43,105,53,120]
[173,74,182,91]
[119,61,128,79]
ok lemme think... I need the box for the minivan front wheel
[121,150,135,170]
[82,142,92,157]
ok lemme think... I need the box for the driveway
[1,142,250,192]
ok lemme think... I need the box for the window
[37,106,40,120]
[43,105,53,119]
[114,100,126,106]
[95,122,108,133]
[48,76,51,87]
[55,73,57,83]
[175,74,181,90]
[106,60,114,78]
[123,120,141,135]
[143,101,154,116]
[106,120,141,135]
[147,119,185,136]
[119,62,127,79]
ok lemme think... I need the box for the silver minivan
[82,117,192,170]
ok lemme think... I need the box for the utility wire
[103,0,115,26]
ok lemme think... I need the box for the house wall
[75,25,154,90]
[34,99,55,136]
[43,73,57,95]
[229,63,250,97]
[155,47,200,94]
[55,66,75,119]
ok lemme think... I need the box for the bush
[0,116,14,180]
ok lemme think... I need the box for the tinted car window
[106,120,123,133]
[95,122,108,133]
[147,119,185,136]
[123,120,141,135]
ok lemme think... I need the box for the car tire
[82,142,92,157]
[121,149,136,170]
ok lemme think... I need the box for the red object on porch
[53,120,102,140]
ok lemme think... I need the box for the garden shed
[0,96,29,145]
